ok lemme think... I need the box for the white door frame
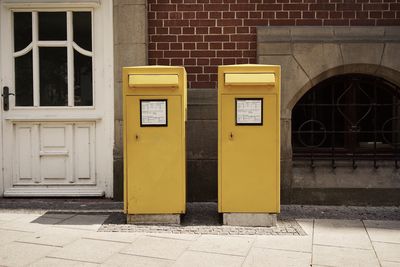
[0,0,114,197]
[0,1,3,197]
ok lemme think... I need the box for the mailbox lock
[135,134,140,141]
[229,132,234,140]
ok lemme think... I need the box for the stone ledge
[257,26,400,44]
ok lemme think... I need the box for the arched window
[292,74,400,169]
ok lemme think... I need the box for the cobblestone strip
[98,219,307,236]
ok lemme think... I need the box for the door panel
[221,94,278,212]
[126,95,184,214]
[12,122,95,186]
[39,124,73,182]
[14,124,38,181]
[75,124,95,180]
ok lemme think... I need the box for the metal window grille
[292,74,400,169]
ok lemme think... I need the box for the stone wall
[187,89,218,202]
[113,0,147,200]
[258,26,400,204]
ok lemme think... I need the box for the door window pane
[15,51,33,106]
[74,51,93,106]
[14,12,32,52]
[73,12,92,51]
[39,47,68,106]
[39,12,66,40]
[12,11,94,107]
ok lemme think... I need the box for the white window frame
[13,9,95,108]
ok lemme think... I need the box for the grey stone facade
[113,0,147,200]
[187,89,218,202]
[257,26,400,204]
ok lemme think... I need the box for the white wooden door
[0,1,114,197]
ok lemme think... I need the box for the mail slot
[123,66,187,224]
[224,73,275,86]
[218,64,281,227]
[128,74,179,88]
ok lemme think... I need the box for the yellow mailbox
[218,64,280,226]
[123,66,187,224]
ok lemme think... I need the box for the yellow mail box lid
[129,74,179,88]
[225,73,275,86]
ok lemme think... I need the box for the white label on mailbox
[141,100,167,126]
[236,99,263,125]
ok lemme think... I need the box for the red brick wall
[148,0,400,89]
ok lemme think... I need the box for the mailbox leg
[127,214,181,225]
[222,213,277,227]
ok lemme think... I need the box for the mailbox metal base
[127,214,181,225]
[223,213,277,227]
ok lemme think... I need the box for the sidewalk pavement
[0,201,399,266]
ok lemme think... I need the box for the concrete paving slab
[373,242,400,263]
[120,235,191,260]
[1,212,62,231]
[0,242,58,266]
[0,217,60,233]
[296,219,314,235]
[39,212,77,220]
[31,215,69,225]
[54,214,109,231]
[5,213,44,223]
[365,220,400,244]
[175,250,244,267]
[253,234,312,253]
[2,212,65,225]
[0,212,26,222]
[189,235,254,256]
[30,257,100,267]
[0,212,62,231]
[145,233,201,241]
[313,245,380,267]
[82,231,139,243]
[17,227,92,247]
[102,253,173,267]
[243,247,311,267]
[381,261,400,267]
[48,238,128,263]
[0,229,32,245]
[314,219,372,249]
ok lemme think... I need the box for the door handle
[2,87,14,111]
